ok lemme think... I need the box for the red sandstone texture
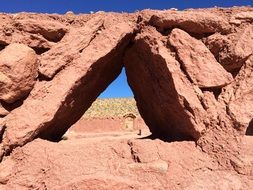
[0,7,252,189]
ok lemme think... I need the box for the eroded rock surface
[38,15,107,79]
[204,25,253,73]
[0,7,252,189]
[1,13,135,157]
[169,28,233,88]
[149,10,231,34]
[220,55,253,132]
[0,13,69,51]
[1,137,252,190]
[124,27,206,140]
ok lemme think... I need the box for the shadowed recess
[246,119,253,136]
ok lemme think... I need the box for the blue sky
[0,0,252,13]
[0,0,252,98]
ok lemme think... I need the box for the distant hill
[83,98,140,118]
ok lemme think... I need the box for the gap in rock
[0,44,7,51]
[246,119,253,136]
[201,88,222,100]
[189,32,215,40]
[62,68,151,141]
[0,99,25,112]
[0,125,6,143]
[35,33,135,142]
[230,67,243,78]
[32,47,50,55]
[44,29,67,43]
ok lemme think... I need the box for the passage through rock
[0,10,252,190]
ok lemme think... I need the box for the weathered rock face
[204,25,253,73]
[220,55,253,132]
[169,28,233,88]
[149,10,231,34]
[0,43,38,103]
[38,15,107,79]
[0,13,69,51]
[124,27,206,140]
[1,13,135,157]
[1,137,252,190]
[0,7,252,189]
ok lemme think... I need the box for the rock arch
[1,8,253,161]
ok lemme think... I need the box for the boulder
[124,27,206,140]
[14,18,67,42]
[204,33,238,72]
[204,26,253,72]
[234,26,253,60]
[0,43,38,103]
[228,91,253,130]
[149,10,231,34]
[169,28,233,88]
[0,13,70,51]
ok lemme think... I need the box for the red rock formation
[169,28,233,88]
[149,10,231,34]
[220,55,253,133]
[0,7,252,189]
[0,137,252,189]
[1,13,135,157]
[124,27,206,140]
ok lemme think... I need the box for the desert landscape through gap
[63,70,152,141]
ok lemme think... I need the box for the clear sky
[0,0,252,13]
[0,0,252,98]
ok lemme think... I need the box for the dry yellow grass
[83,98,140,118]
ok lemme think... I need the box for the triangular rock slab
[39,15,107,79]
[169,28,233,88]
